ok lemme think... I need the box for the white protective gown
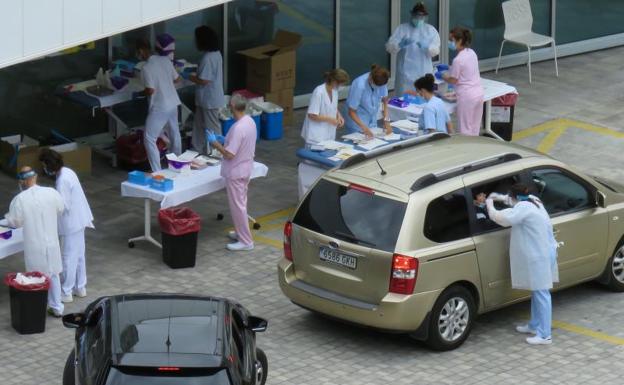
[56,167,94,235]
[487,196,559,291]
[6,185,65,275]
[386,22,440,96]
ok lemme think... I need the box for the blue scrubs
[420,95,450,133]
[345,72,388,133]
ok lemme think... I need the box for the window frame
[526,166,598,218]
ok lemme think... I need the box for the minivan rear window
[293,179,407,252]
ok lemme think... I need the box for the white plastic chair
[496,0,558,83]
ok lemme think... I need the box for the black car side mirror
[62,313,85,329]
[247,316,268,333]
[596,191,607,208]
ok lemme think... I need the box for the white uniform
[56,167,94,297]
[6,185,65,313]
[386,23,440,96]
[301,84,339,146]
[142,55,182,171]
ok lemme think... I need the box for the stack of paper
[358,138,389,151]
[341,132,366,142]
[383,133,402,141]
[392,119,420,133]
[318,140,353,151]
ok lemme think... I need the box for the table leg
[483,100,504,141]
[128,199,162,249]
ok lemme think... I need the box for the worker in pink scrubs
[443,27,484,136]
[207,94,257,251]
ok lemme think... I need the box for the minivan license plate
[319,247,357,269]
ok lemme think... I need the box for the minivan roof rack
[339,132,449,169]
[410,153,522,192]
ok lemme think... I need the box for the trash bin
[484,93,518,141]
[158,208,201,269]
[4,272,50,334]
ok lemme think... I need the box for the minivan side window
[530,168,593,215]
[469,173,524,234]
[424,189,470,243]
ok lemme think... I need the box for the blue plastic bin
[150,178,174,192]
[128,171,152,186]
[221,117,235,136]
[257,102,283,140]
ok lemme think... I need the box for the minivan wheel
[255,348,268,385]
[605,244,624,292]
[426,286,476,351]
[62,349,75,385]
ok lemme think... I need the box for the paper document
[329,148,364,162]
[318,140,353,151]
[341,132,366,142]
[392,119,420,132]
[358,138,389,151]
[383,133,402,141]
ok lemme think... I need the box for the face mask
[448,40,457,51]
[516,194,530,201]
[411,18,425,28]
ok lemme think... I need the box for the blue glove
[206,131,217,144]
[215,134,225,145]
[417,41,429,51]
[399,38,414,49]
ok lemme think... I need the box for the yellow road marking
[553,320,624,346]
[224,207,295,248]
[253,235,282,249]
[512,119,559,141]
[536,125,566,153]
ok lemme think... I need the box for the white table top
[121,162,269,209]
[0,228,23,260]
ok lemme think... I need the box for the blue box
[128,170,151,185]
[261,110,283,140]
[221,117,235,136]
[251,114,261,142]
[150,178,174,192]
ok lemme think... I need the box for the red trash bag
[158,208,201,236]
[4,272,50,291]
[492,92,518,107]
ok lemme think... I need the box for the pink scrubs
[450,48,484,136]
[221,115,257,246]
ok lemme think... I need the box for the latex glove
[215,134,225,145]
[486,198,495,211]
[417,41,429,51]
[206,131,217,144]
[399,38,415,49]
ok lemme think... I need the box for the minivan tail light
[348,183,374,195]
[158,367,180,372]
[389,254,418,295]
[284,221,293,261]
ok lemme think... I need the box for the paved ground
[2,46,624,385]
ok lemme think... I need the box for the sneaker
[227,231,238,241]
[515,324,536,334]
[226,241,254,251]
[61,294,73,303]
[47,308,63,318]
[526,335,552,345]
[73,287,87,298]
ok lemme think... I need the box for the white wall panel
[64,0,102,44]
[181,0,212,10]
[102,0,142,34]
[0,2,23,64]
[142,0,180,22]
[23,0,63,56]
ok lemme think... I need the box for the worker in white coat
[486,183,559,345]
[136,36,182,172]
[40,149,94,304]
[5,167,65,317]
[386,2,440,96]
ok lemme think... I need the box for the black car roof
[107,294,230,368]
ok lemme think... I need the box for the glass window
[449,0,551,60]
[105,368,231,385]
[530,169,593,215]
[340,0,390,79]
[227,0,334,94]
[293,179,407,252]
[401,0,439,30]
[469,174,524,234]
[556,1,624,44]
[424,189,470,243]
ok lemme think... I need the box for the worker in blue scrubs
[345,65,393,138]
[413,74,453,134]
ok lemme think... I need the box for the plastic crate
[127,171,152,186]
[150,177,174,192]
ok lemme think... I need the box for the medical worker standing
[443,27,484,136]
[386,2,440,96]
[301,69,350,148]
[5,167,65,317]
[136,36,182,172]
[207,95,257,252]
[486,183,559,345]
[413,74,452,133]
[190,26,225,154]
[345,65,392,138]
[39,149,94,304]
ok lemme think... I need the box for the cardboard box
[264,88,294,125]
[239,30,302,93]
[0,135,92,177]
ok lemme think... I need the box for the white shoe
[526,335,552,345]
[226,241,254,251]
[47,307,63,318]
[73,287,87,298]
[61,294,73,303]
[515,324,536,334]
[227,231,238,241]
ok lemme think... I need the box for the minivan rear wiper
[333,231,376,247]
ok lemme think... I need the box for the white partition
[0,0,230,69]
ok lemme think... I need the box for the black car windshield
[105,367,231,385]
[293,179,407,252]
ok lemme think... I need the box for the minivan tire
[256,348,268,385]
[63,349,75,385]
[604,243,624,292]
[425,285,476,351]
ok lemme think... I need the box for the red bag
[158,208,201,236]
[4,272,50,291]
[492,92,518,107]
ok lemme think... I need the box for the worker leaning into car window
[486,183,559,346]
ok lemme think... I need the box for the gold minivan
[278,134,624,350]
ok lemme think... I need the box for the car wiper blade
[333,231,376,247]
